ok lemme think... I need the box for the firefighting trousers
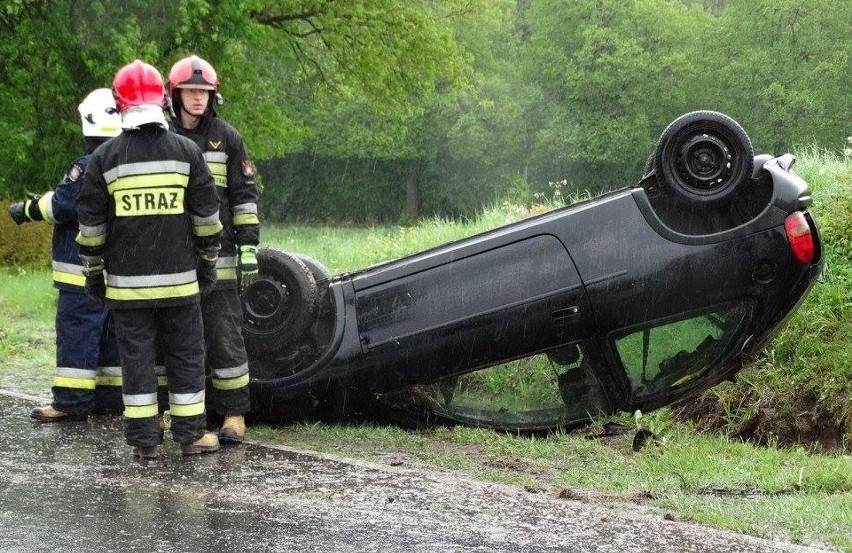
[53,290,122,416]
[112,303,207,447]
[201,288,251,416]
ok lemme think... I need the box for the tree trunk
[405,161,421,219]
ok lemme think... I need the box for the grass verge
[247,418,850,551]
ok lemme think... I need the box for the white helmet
[78,88,122,137]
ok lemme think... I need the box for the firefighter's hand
[197,258,217,298]
[238,245,258,293]
[84,273,106,305]
[8,202,26,225]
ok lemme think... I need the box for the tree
[521,0,713,191]
[0,0,191,195]
[0,0,476,199]
[273,0,517,219]
[2,0,847,219]
[710,0,850,153]
[519,0,849,193]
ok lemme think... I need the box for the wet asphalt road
[0,392,829,553]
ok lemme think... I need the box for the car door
[351,222,595,390]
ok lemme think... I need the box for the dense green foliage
[1,0,848,221]
[0,0,470,199]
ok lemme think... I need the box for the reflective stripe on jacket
[76,126,222,308]
[26,156,91,291]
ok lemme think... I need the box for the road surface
[0,392,828,552]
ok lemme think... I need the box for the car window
[614,303,749,400]
[428,344,610,431]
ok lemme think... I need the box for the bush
[0,197,52,270]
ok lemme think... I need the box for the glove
[238,245,259,293]
[84,273,106,305]
[8,202,26,225]
[80,255,106,304]
[197,258,218,298]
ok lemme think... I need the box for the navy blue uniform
[22,154,122,415]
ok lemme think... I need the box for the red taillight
[784,212,814,264]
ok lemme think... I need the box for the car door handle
[552,306,580,322]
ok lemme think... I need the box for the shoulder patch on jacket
[67,164,83,181]
[242,160,255,177]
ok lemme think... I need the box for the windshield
[428,343,610,431]
[614,302,750,401]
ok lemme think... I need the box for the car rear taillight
[784,212,815,264]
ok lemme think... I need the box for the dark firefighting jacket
[170,111,259,289]
[76,125,222,308]
[21,155,92,291]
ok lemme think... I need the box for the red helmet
[167,55,219,98]
[112,60,167,111]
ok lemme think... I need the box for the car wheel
[654,111,753,205]
[242,248,319,353]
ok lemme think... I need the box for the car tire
[294,254,332,284]
[643,151,655,176]
[242,248,319,353]
[654,111,753,205]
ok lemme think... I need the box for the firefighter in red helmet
[167,54,260,444]
[76,59,223,458]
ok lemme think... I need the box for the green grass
[0,268,56,394]
[259,204,529,273]
[1,153,849,551]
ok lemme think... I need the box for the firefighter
[76,59,223,458]
[8,88,123,421]
[166,54,259,444]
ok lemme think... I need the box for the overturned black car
[241,111,823,431]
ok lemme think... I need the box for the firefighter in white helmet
[8,88,124,421]
[166,54,260,444]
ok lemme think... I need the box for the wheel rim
[243,277,292,329]
[674,133,733,195]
